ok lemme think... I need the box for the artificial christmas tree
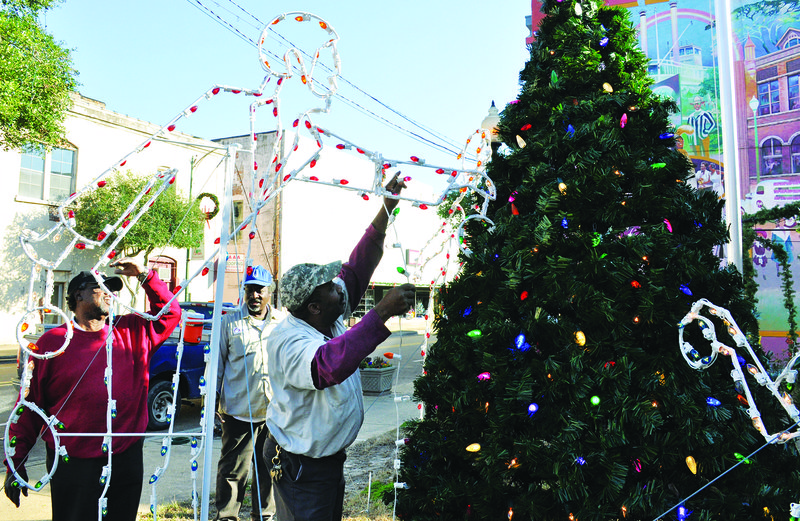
[394,0,800,519]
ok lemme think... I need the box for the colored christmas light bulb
[463,306,472,317]
[527,403,539,416]
[477,372,491,381]
[590,395,601,406]
[575,331,586,346]
[467,329,482,338]
[575,457,586,465]
[620,113,628,128]
[706,397,721,406]
[466,443,481,452]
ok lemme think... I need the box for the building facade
[0,92,227,345]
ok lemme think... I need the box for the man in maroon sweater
[4,258,180,521]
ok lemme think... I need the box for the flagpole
[714,0,744,272]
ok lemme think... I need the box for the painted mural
[527,0,800,357]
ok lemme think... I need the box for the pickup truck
[147,302,236,430]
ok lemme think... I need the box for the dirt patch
[343,430,399,519]
[140,431,401,521]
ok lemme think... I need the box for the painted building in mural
[526,0,800,356]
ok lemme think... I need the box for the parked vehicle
[147,302,235,430]
[741,179,800,218]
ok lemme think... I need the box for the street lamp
[749,95,761,183]
[481,101,501,154]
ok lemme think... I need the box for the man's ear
[308,302,321,316]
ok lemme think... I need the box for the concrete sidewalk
[1,317,431,520]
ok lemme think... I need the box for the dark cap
[68,271,123,295]
[279,261,342,313]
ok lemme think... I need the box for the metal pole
[753,107,760,184]
[200,144,238,521]
[715,0,744,272]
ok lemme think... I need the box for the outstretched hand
[4,467,28,508]
[374,283,416,322]
[373,173,408,232]
[110,257,146,278]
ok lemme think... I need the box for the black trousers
[215,414,275,521]
[262,436,346,521]
[45,439,143,521]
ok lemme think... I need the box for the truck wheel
[147,380,181,430]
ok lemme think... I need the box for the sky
[41,0,533,170]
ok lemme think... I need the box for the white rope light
[678,298,800,516]
[4,12,496,520]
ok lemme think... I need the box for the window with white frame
[762,137,783,176]
[789,74,800,111]
[18,145,77,201]
[792,135,800,174]
[758,79,781,115]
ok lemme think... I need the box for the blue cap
[245,265,273,287]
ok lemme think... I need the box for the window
[19,146,45,199]
[229,200,245,242]
[785,37,800,49]
[758,80,781,115]
[41,281,66,325]
[792,135,800,174]
[762,138,783,176]
[789,74,800,111]
[18,146,77,201]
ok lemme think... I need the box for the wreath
[196,192,219,220]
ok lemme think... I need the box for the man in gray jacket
[215,265,278,521]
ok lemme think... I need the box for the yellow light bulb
[466,443,481,453]
[685,455,697,474]
[559,182,567,195]
[574,331,586,346]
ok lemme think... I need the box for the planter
[359,366,397,396]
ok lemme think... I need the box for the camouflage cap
[280,260,343,313]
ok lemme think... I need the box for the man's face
[312,281,346,323]
[245,284,269,317]
[77,284,112,319]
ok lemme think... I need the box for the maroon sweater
[5,271,180,469]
